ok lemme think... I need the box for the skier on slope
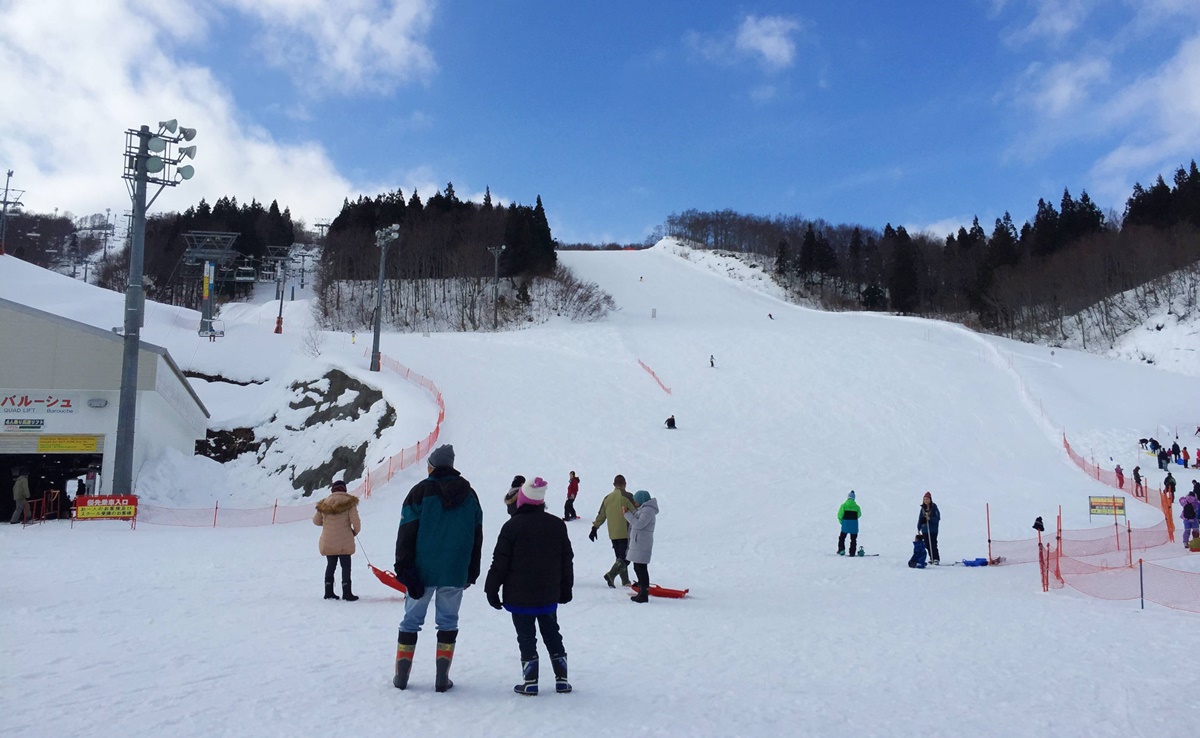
[836,491,861,556]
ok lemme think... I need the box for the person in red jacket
[563,471,580,521]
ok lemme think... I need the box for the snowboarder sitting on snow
[836,491,861,556]
[908,533,928,569]
[664,415,676,429]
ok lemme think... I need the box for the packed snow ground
[2,242,1199,738]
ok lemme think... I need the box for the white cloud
[735,15,804,71]
[1017,57,1110,117]
[221,0,436,94]
[1004,0,1088,46]
[1089,33,1200,199]
[686,14,806,73]
[0,0,438,227]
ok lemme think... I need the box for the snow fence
[137,351,444,527]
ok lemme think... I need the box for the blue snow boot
[550,654,572,694]
[515,658,538,696]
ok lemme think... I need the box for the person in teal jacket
[837,491,861,556]
[392,444,484,693]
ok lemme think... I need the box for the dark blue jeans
[511,612,564,661]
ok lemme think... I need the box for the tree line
[658,161,1200,342]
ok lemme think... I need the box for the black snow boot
[324,580,340,600]
[514,658,538,696]
[435,630,457,693]
[550,653,571,693]
[342,582,359,602]
[393,631,417,689]
[630,584,650,603]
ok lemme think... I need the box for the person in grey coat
[623,490,658,603]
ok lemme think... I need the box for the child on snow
[484,477,574,696]
[312,479,361,601]
[563,472,580,521]
[908,533,928,569]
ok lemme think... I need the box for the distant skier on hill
[836,491,861,556]
[709,354,715,368]
[1114,464,1124,490]
[664,415,676,429]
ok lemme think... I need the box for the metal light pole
[113,119,197,496]
[488,244,505,329]
[370,225,400,372]
[103,207,111,259]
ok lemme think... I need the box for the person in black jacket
[485,476,574,697]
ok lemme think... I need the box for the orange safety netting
[1061,433,1174,540]
[637,359,671,395]
[135,350,444,527]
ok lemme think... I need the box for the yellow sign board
[1089,495,1126,517]
[36,435,100,453]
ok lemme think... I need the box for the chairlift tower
[0,170,26,256]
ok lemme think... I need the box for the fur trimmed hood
[316,492,359,515]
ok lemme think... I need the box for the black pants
[325,554,351,584]
[633,562,649,589]
[838,532,858,555]
[613,538,630,564]
[564,498,577,520]
[923,532,940,561]
[512,612,565,661]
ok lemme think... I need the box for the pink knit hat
[517,477,549,507]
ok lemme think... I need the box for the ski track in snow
[1,243,1199,737]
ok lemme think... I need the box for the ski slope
[2,242,1198,738]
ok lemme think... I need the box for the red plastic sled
[370,564,408,595]
[628,583,689,599]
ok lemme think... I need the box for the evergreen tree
[885,224,920,313]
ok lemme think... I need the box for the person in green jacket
[837,490,861,556]
[589,474,639,587]
[9,468,30,525]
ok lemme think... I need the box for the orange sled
[628,583,689,599]
[370,564,408,595]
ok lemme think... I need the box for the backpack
[1185,501,1196,520]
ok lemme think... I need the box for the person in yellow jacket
[589,474,639,587]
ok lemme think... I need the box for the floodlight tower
[370,225,400,371]
[113,119,198,496]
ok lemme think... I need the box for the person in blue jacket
[918,492,941,565]
[908,533,928,569]
[836,491,861,556]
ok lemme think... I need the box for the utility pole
[488,244,506,329]
[103,207,111,259]
[0,170,25,256]
[371,225,400,371]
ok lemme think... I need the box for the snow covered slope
[2,242,1198,738]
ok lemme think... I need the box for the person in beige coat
[313,480,361,601]
[9,468,31,525]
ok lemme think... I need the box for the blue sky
[3,1,1200,244]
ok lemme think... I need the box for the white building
[0,297,208,517]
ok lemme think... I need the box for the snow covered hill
[2,242,1198,738]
